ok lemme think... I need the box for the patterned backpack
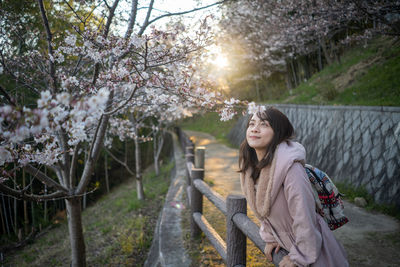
[304,164,349,230]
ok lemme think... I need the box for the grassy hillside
[179,112,238,147]
[4,162,174,266]
[277,36,400,106]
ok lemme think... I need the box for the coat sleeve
[284,163,322,267]
[259,219,276,243]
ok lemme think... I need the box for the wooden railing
[175,128,287,267]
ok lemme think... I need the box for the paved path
[186,130,400,267]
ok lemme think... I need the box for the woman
[239,106,348,267]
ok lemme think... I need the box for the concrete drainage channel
[144,132,191,267]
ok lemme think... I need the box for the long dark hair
[238,106,294,181]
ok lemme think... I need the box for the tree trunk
[153,132,160,176]
[317,37,323,71]
[0,199,7,235]
[321,37,333,65]
[104,153,110,193]
[255,79,261,101]
[7,194,14,234]
[13,172,17,235]
[44,167,48,222]
[23,169,29,235]
[284,64,293,90]
[134,136,144,200]
[290,58,298,87]
[303,55,311,80]
[66,198,86,267]
[30,174,35,229]
[330,39,341,64]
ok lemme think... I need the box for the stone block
[360,120,369,133]
[344,128,352,142]
[383,145,398,161]
[344,118,351,130]
[373,158,384,177]
[352,116,361,132]
[370,117,381,133]
[384,134,396,150]
[371,144,382,161]
[352,153,361,169]
[391,113,400,125]
[380,117,391,133]
[337,158,343,171]
[352,139,362,153]
[362,155,371,172]
[352,110,361,121]
[343,151,350,164]
[353,164,361,181]
[362,130,371,145]
[354,197,367,207]
[386,159,397,178]
[344,138,352,151]
[353,128,362,144]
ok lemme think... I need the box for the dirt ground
[186,130,400,267]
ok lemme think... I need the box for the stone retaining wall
[228,104,400,208]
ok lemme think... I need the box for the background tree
[217,0,400,99]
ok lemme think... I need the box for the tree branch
[103,84,138,115]
[24,165,69,193]
[104,148,135,175]
[75,90,114,194]
[124,0,138,39]
[0,183,67,202]
[0,85,16,106]
[92,0,120,86]
[37,0,58,94]
[139,0,229,35]
[138,0,155,36]
[69,142,81,188]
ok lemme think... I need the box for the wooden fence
[175,128,287,267]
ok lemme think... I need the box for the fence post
[195,146,205,169]
[227,195,247,267]
[186,145,194,163]
[191,168,204,239]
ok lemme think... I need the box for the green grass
[179,112,238,147]
[4,161,174,266]
[278,36,400,106]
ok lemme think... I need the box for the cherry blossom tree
[0,1,240,266]
[218,0,400,91]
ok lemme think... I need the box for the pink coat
[240,141,348,267]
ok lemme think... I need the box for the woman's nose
[251,126,259,132]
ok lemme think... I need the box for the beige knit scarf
[240,153,278,220]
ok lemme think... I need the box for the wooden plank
[193,212,227,262]
[193,179,227,215]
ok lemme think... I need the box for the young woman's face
[246,113,274,154]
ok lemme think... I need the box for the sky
[116,0,222,35]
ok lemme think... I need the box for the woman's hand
[264,242,280,262]
[279,255,296,267]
